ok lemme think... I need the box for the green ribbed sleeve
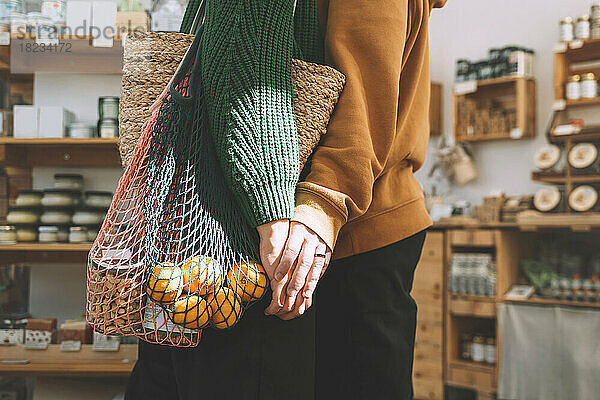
[201,0,299,227]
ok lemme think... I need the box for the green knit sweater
[180,0,323,227]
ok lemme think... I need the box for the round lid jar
[54,174,83,190]
[67,123,95,138]
[40,209,72,225]
[38,226,59,242]
[84,191,113,208]
[534,187,562,212]
[72,208,105,225]
[0,225,17,243]
[98,97,119,120]
[6,207,41,225]
[41,189,81,207]
[534,144,561,170]
[569,185,598,212]
[69,226,89,243]
[98,119,118,139]
[568,143,598,169]
[566,75,582,100]
[15,190,43,207]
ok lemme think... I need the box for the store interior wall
[417,0,593,206]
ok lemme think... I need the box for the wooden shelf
[0,344,137,376]
[549,131,600,143]
[447,360,497,393]
[531,172,600,184]
[565,97,600,108]
[517,211,600,231]
[563,38,600,63]
[449,295,497,318]
[455,132,523,143]
[0,242,92,264]
[504,297,600,309]
[0,137,121,167]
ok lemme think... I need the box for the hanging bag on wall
[86,2,345,347]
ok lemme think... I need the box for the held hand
[266,221,332,318]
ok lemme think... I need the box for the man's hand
[265,221,331,318]
[257,219,291,314]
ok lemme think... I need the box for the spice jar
[15,226,37,242]
[98,119,118,138]
[569,185,598,212]
[566,75,581,100]
[576,15,591,39]
[560,17,575,42]
[84,191,112,208]
[72,208,105,225]
[0,225,17,243]
[6,208,41,225]
[534,186,563,213]
[67,123,94,138]
[568,143,599,174]
[41,189,80,207]
[69,226,89,243]
[471,336,485,362]
[484,337,496,364]
[581,73,598,99]
[40,209,72,225]
[15,190,43,207]
[534,144,564,172]
[460,333,472,361]
[98,97,119,120]
[54,174,83,190]
[38,226,59,243]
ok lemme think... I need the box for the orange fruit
[181,255,223,295]
[227,261,268,302]
[168,295,211,330]
[206,287,243,329]
[146,262,183,305]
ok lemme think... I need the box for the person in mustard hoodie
[126,1,446,399]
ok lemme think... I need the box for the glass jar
[484,337,496,364]
[41,189,80,207]
[41,0,66,24]
[40,209,72,225]
[67,123,94,138]
[566,75,581,100]
[460,333,472,360]
[6,208,40,225]
[72,209,105,225]
[560,17,575,42]
[98,119,118,138]
[84,191,112,208]
[99,97,119,120]
[0,225,17,243]
[69,226,89,243]
[54,174,83,190]
[15,226,37,242]
[569,185,598,212]
[471,336,485,362]
[576,15,591,39]
[15,190,43,207]
[581,73,598,99]
[38,226,59,243]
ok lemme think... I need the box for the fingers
[284,237,317,308]
[265,277,287,315]
[273,225,304,281]
[277,293,313,321]
[302,242,327,299]
[320,248,332,278]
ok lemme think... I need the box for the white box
[13,106,39,138]
[39,106,76,138]
[66,1,92,36]
[91,1,117,47]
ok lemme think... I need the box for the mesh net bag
[86,28,345,347]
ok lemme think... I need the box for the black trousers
[125,230,425,400]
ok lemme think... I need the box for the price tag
[570,39,584,49]
[0,32,10,46]
[553,42,568,53]
[24,341,49,350]
[60,340,82,352]
[552,99,566,111]
[510,128,523,139]
[454,80,478,95]
[93,332,120,351]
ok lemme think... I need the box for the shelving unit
[0,344,136,376]
[0,243,92,264]
[453,76,536,143]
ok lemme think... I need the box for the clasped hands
[257,220,331,320]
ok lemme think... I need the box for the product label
[570,39,584,49]
[93,332,120,351]
[552,100,566,111]
[142,300,194,335]
[60,340,82,352]
[0,32,9,46]
[454,80,478,95]
[24,341,49,350]
[510,128,523,139]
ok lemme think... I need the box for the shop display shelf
[548,130,600,144]
[562,38,600,63]
[0,242,92,264]
[531,172,600,185]
[0,137,121,167]
[0,344,137,376]
[504,297,600,309]
[564,97,600,108]
[446,359,497,394]
[516,211,600,232]
[448,294,497,318]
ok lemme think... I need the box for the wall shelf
[0,137,121,167]
[531,172,600,185]
[548,131,600,143]
[0,242,92,264]
[448,295,497,318]
[0,344,137,376]
[504,297,600,309]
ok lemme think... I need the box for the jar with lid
[0,225,17,243]
[67,123,95,138]
[484,337,496,364]
[40,208,72,225]
[84,191,112,208]
[15,190,43,207]
[15,225,36,242]
[69,226,89,243]
[534,186,564,213]
[569,185,598,213]
[41,189,80,207]
[460,333,472,360]
[593,2,600,20]
[560,17,575,42]
[568,143,599,174]
[455,59,470,82]
[581,73,598,98]
[576,15,591,39]
[98,97,119,120]
[566,75,581,100]
[534,144,565,172]
[38,226,59,243]
[98,119,118,138]
[54,174,83,190]
[72,208,105,225]
[41,0,66,24]
[6,208,41,225]
[471,336,485,362]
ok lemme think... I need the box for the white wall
[418,0,594,205]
